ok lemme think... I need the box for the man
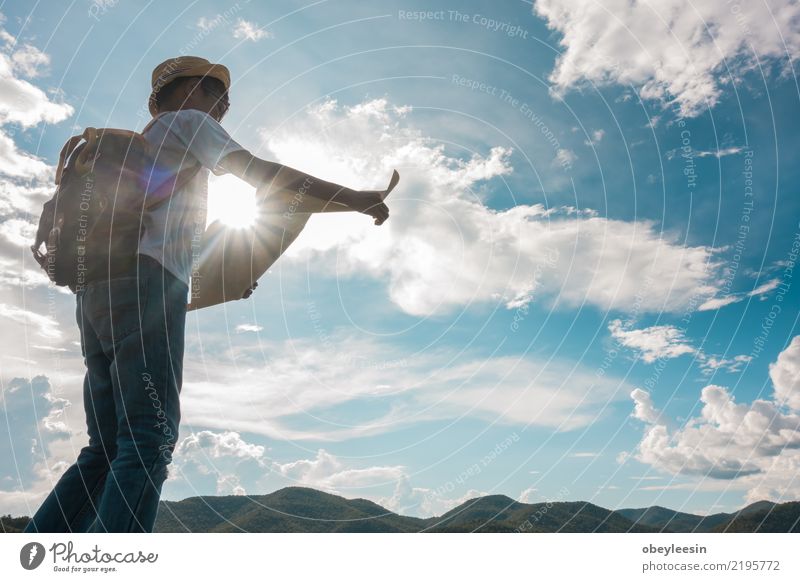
[24,56,391,533]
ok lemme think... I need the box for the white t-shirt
[138,108,245,288]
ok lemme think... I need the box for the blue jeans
[24,254,187,533]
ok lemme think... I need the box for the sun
[206,173,257,229]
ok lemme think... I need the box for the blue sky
[1,0,799,519]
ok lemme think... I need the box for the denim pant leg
[22,291,120,533]
[88,256,187,533]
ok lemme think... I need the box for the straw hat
[148,56,231,116]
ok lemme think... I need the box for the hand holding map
[187,169,400,311]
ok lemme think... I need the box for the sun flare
[206,173,257,229]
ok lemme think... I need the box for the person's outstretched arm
[219,150,390,225]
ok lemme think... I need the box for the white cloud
[0,180,51,216]
[214,473,246,496]
[533,0,800,117]
[748,278,781,297]
[10,44,50,78]
[630,336,800,503]
[770,336,800,411]
[422,355,630,430]
[176,430,268,462]
[554,147,577,168]
[235,323,263,333]
[698,277,780,311]
[630,388,662,424]
[666,146,745,160]
[0,217,36,247]
[232,18,271,41]
[0,130,51,180]
[741,450,800,504]
[0,256,52,291]
[609,319,695,363]
[261,97,723,317]
[0,375,75,505]
[518,486,538,503]
[0,303,61,339]
[275,448,404,492]
[166,432,471,517]
[583,129,605,146]
[0,14,70,193]
[695,146,745,158]
[195,16,221,33]
[0,15,70,292]
[167,432,495,518]
[0,44,73,128]
[610,319,753,376]
[263,454,491,517]
[166,430,271,497]
[0,456,72,517]
[633,384,800,478]
[697,295,741,311]
[380,473,488,518]
[698,354,752,376]
[179,330,634,441]
[0,17,75,377]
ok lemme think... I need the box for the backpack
[30,122,199,292]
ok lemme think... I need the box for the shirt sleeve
[162,108,246,175]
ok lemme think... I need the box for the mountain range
[2,487,798,533]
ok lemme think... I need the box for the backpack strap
[54,132,87,185]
